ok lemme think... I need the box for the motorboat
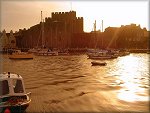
[28,48,39,54]
[37,48,58,56]
[0,72,31,113]
[88,51,117,60]
[91,61,107,66]
[117,49,130,57]
[8,50,33,59]
[58,49,69,56]
[32,11,59,56]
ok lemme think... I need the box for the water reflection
[1,54,149,112]
[115,54,149,102]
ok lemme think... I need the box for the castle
[15,11,83,49]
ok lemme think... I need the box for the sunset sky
[0,0,149,33]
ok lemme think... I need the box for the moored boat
[8,50,33,59]
[0,72,31,113]
[28,48,39,54]
[58,49,69,56]
[88,50,117,60]
[37,48,58,56]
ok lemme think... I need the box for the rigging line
[36,11,43,48]
[70,0,72,11]
[42,19,45,47]
[36,28,42,48]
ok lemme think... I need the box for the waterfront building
[13,10,148,50]
[0,30,17,51]
[117,24,148,49]
[0,31,3,50]
[9,30,17,49]
[0,30,9,50]
[143,28,149,49]
[103,27,119,49]
[16,11,83,49]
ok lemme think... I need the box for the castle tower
[50,11,83,48]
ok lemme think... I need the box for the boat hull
[0,100,31,113]
[8,54,33,59]
[89,56,112,60]
[91,61,107,66]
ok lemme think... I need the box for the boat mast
[94,20,97,49]
[102,20,103,32]
[41,11,44,48]
[102,20,103,48]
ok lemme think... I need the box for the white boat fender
[8,72,10,78]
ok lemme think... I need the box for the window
[13,79,24,93]
[0,80,9,96]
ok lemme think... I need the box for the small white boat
[0,72,31,113]
[37,49,58,56]
[28,48,38,54]
[8,50,33,59]
[58,49,69,56]
[88,50,117,60]
[91,61,107,66]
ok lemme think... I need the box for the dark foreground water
[0,53,149,112]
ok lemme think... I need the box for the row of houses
[0,30,17,51]
[71,24,149,49]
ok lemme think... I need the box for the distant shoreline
[0,48,149,54]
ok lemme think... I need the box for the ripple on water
[1,54,149,112]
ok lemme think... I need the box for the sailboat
[35,11,58,56]
[87,20,117,60]
[37,11,58,56]
[8,49,33,59]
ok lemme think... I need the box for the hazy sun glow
[72,1,149,32]
[1,0,149,32]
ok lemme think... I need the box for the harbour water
[0,53,149,112]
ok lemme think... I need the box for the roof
[6,33,10,37]
[0,72,22,80]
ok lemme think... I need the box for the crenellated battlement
[14,10,84,49]
[45,17,51,22]
[52,11,76,15]
[51,11,77,20]
[76,17,83,21]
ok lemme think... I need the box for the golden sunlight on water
[115,54,149,102]
[1,53,149,112]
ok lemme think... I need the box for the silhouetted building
[103,27,119,49]
[117,24,148,49]
[0,30,17,51]
[14,10,148,50]
[16,11,83,49]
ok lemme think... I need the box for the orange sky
[1,0,149,32]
